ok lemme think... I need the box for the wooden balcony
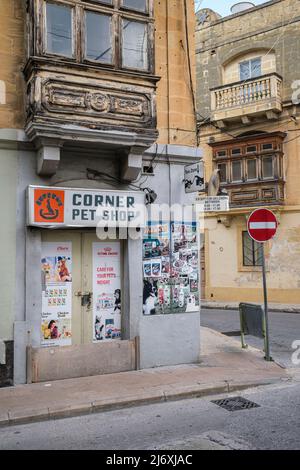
[23,57,159,177]
[211,73,282,126]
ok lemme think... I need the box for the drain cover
[211,396,260,412]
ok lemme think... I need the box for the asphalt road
[0,379,299,450]
[201,308,300,368]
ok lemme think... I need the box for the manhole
[211,396,260,412]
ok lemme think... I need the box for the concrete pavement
[0,327,288,427]
[201,308,300,368]
[201,301,300,313]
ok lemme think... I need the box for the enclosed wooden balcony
[211,73,282,126]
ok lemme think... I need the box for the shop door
[41,231,122,347]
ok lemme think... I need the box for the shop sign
[27,186,145,228]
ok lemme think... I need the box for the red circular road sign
[247,208,278,243]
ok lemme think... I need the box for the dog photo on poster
[143,221,199,315]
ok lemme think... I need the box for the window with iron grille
[242,231,263,267]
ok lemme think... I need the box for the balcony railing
[211,73,282,124]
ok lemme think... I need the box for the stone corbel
[121,146,144,182]
[36,138,64,176]
[217,215,233,228]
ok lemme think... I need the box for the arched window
[222,50,276,85]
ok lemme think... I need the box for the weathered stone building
[0,0,201,387]
[196,0,300,304]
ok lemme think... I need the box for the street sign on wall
[184,162,205,193]
[247,208,278,243]
[195,196,230,213]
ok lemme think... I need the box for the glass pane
[262,143,273,150]
[243,232,263,267]
[46,3,73,57]
[232,161,242,181]
[243,232,254,266]
[251,58,261,78]
[122,20,148,70]
[123,0,147,12]
[240,58,261,80]
[247,159,257,180]
[85,12,112,63]
[254,243,263,266]
[240,61,250,80]
[218,164,227,183]
[262,156,273,178]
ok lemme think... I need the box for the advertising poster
[143,221,199,315]
[93,242,121,342]
[41,242,73,347]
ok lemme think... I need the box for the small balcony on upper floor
[211,73,282,127]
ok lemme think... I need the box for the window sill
[238,265,269,272]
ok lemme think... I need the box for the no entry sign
[247,208,278,243]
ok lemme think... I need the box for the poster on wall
[143,221,199,315]
[93,242,122,342]
[41,242,73,347]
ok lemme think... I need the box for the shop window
[247,159,257,180]
[218,163,227,183]
[242,231,263,267]
[239,57,262,81]
[232,160,242,182]
[46,3,74,57]
[262,156,274,179]
[122,20,148,70]
[85,12,112,63]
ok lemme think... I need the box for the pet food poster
[41,242,73,347]
[143,222,199,315]
[93,242,121,342]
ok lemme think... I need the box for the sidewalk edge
[0,378,280,428]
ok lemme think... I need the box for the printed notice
[41,242,72,347]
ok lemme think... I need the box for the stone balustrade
[211,73,282,124]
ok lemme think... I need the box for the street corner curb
[162,382,229,401]
[0,412,10,427]
[226,378,279,393]
[92,390,166,412]
[5,408,50,427]
[48,402,94,420]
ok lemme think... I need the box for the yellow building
[196,0,300,305]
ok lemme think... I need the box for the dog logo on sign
[34,189,65,223]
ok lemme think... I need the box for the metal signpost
[247,208,279,361]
